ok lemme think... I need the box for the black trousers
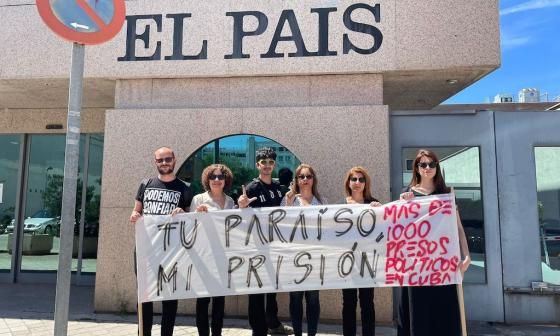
[342,288,375,336]
[196,296,225,336]
[140,300,178,336]
[289,291,320,336]
[135,250,178,336]
[248,293,282,336]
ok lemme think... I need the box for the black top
[339,195,379,205]
[407,185,450,196]
[135,177,193,215]
[245,178,283,208]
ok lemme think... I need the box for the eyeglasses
[155,157,174,164]
[208,174,225,181]
[417,161,437,169]
[349,177,366,183]
[258,159,275,166]
[297,174,314,180]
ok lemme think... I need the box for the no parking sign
[34,1,126,335]
[36,0,125,45]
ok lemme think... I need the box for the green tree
[42,173,99,236]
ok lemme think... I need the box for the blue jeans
[289,291,320,336]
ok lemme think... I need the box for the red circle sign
[36,0,126,45]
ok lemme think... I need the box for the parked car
[6,209,60,236]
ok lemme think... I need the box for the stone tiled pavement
[0,284,558,335]
[0,312,395,336]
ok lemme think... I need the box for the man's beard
[158,164,175,175]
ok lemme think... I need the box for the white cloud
[501,35,531,49]
[501,0,560,16]
[500,26,533,50]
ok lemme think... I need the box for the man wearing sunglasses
[238,147,294,336]
[130,146,193,336]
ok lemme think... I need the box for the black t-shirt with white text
[135,177,193,215]
[245,178,283,208]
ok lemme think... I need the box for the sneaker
[268,324,294,335]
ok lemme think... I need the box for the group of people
[130,146,471,336]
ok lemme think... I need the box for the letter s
[343,3,383,55]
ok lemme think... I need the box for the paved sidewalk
[0,283,558,336]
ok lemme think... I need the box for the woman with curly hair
[190,163,235,336]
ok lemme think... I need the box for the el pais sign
[118,3,384,62]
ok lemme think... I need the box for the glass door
[0,135,23,281]
[390,110,504,322]
[0,133,103,284]
[495,111,560,322]
[535,147,560,286]
[19,135,81,277]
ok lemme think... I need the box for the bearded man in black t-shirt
[238,147,294,336]
[130,146,193,336]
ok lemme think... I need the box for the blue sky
[445,0,560,104]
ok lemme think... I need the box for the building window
[534,147,560,285]
[402,147,486,284]
[0,134,103,276]
[177,134,301,199]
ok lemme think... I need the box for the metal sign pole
[53,42,85,336]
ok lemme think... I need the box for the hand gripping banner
[135,193,462,303]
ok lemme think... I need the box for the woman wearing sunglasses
[281,163,324,336]
[340,166,381,336]
[397,149,471,336]
[190,164,235,336]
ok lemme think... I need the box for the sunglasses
[209,174,225,181]
[417,161,437,169]
[155,157,174,164]
[349,177,366,183]
[258,159,275,166]
[297,174,314,180]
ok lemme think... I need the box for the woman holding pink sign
[397,149,471,336]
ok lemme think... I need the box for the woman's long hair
[410,149,450,194]
[293,163,322,203]
[344,166,377,203]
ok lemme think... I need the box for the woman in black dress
[397,149,471,336]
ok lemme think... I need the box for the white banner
[136,193,461,303]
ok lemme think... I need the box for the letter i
[185,264,193,291]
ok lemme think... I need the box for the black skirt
[397,284,462,336]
